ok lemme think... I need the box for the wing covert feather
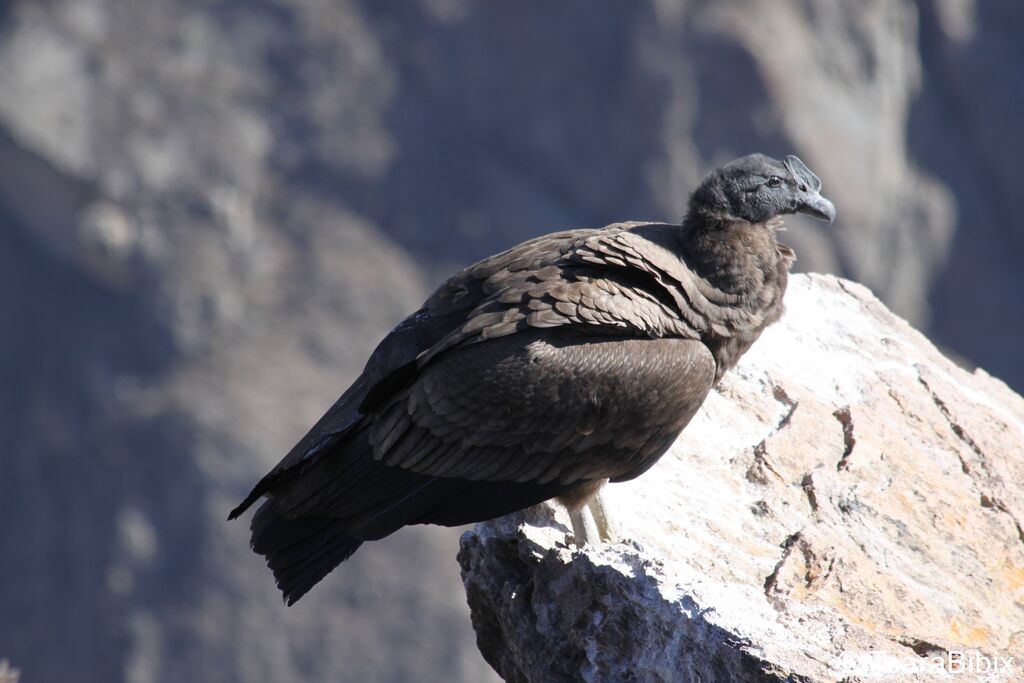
[367,330,716,486]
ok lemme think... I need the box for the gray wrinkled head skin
[689,153,836,226]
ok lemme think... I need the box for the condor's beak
[785,155,836,224]
[797,193,836,224]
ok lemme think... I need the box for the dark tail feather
[250,501,363,605]
[228,486,264,521]
[239,424,585,604]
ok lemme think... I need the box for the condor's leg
[560,479,616,546]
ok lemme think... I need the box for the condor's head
[687,153,836,227]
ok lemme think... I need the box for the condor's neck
[679,215,789,299]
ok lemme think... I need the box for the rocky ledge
[459,274,1024,682]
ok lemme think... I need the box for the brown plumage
[230,153,835,604]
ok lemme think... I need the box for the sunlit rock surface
[460,274,1024,682]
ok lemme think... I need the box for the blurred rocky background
[0,1,1021,682]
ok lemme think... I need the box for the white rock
[459,274,1024,682]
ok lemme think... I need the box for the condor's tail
[249,502,364,605]
[236,423,578,604]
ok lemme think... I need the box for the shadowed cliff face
[0,1,1021,682]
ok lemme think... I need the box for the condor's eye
[767,176,782,188]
